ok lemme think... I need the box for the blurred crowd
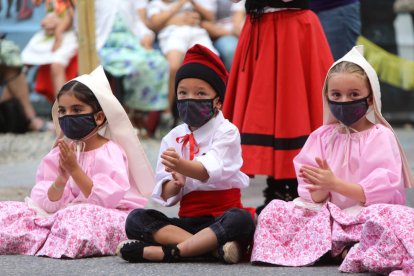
[0,0,247,138]
[3,0,411,138]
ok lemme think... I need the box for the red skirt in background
[223,10,333,180]
[34,55,78,103]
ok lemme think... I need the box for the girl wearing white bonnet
[251,46,414,275]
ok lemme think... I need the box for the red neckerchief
[176,132,199,160]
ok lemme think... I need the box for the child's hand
[41,13,59,36]
[161,171,186,200]
[184,11,201,26]
[172,171,186,188]
[58,139,80,176]
[140,35,154,50]
[161,147,181,172]
[299,157,338,192]
[161,147,209,182]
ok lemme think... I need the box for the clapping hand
[161,147,181,172]
[161,147,186,189]
[58,139,79,178]
[299,157,338,192]
[171,171,186,189]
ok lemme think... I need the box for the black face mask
[58,113,97,140]
[176,98,216,128]
[327,96,370,126]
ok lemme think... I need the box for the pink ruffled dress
[251,124,414,275]
[0,141,147,258]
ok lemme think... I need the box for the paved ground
[0,126,413,276]
[0,2,413,275]
[0,255,378,276]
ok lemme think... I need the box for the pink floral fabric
[252,200,414,275]
[0,202,128,258]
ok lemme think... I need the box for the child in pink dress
[251,46,414,275]
[22,0,78,98]
[0,66,154,258]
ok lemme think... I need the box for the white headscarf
[52,66,155,196]
[322,46,413,188]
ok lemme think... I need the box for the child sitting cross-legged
[251,46,414,275]
[117,44,256,264]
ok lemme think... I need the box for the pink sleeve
[293,130,324,203]
[358,128,405,205]
[84,143,130,209]
[31,142,132,212]
[30,148,74,213]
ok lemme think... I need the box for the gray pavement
[0,2,413,274]
[0,255,377,276]
[0,127,413,275]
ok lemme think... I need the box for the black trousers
[125,207,255,248]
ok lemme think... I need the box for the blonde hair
[324,61,372,96]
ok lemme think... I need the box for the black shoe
[116,239,151,263]
[255,204,267,215]
[256,178,299,215]
[117,240,184,263]
[315,242,357,266]
[161,244,182,262]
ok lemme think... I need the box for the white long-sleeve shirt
[152,111,249,206]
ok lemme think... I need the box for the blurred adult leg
[214,35,239,71]
[50,62,66,97]
[0,66,45,131]
[316,2,361,60]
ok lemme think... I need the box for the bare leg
[50,63,66,97]
[152,224,193,245]
[176,227,217,257]
[165,50,184,115]
[143,226,218,261]
[142,246,164,261]
[154,51,184,135]
[1,67,44,130]
[138,224,193,262]
[2,69,36,120]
